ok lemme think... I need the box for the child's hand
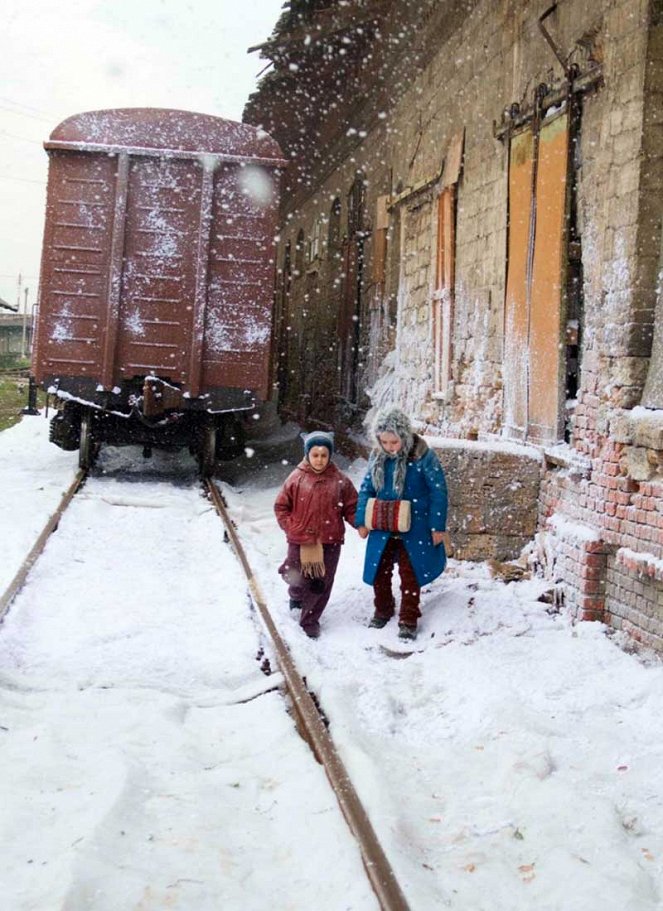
[357,526,369,539]
[433,530,453,553]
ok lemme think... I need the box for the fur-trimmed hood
[372,406,413,450]
[370,433,428,461]
[369,406,427,495]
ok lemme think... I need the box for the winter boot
[302,622,320,639]
[368,615,390,629]
[398,623,417,641]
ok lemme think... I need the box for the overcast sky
[0,0,285,310]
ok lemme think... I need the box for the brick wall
[434,439,542,561]
[344,432,542,563]
[248,0,663,651]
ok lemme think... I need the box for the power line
[0,96,55,118]
[0,174,46,185]
[0,129,43,145]
[0,104,53,124]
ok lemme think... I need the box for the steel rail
[0,469,86,622]
[205,478,411,911]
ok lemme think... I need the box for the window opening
[294,229,305,278]
[372,196,389,287]
[432,130,464,397]
[328,197,341,248]
[564,98,583,441]
[339,173,365,404]
[309,214,325,264]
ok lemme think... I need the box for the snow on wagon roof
[46,108,285,162]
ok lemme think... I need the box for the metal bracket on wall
[494,2,604,141]
[538,3,572,78]
[493,65,602,141]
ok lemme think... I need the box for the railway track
[0,468,86,622]
[0,463,411,911]
[0,367,30,379]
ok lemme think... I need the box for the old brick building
[245,0,663,651]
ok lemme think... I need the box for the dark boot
[302,621,320,639]
[289,598,302,611]
[368,615,390,629]
[398,623,417,641]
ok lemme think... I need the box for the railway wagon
[32,108,285,471]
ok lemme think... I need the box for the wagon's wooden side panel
[203,164,277,402]
[35,109,284,408]
[35,152,116,383]
[114,157,200,384]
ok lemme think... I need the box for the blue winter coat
[356,435,448,586]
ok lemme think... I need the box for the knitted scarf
[300,541,325,578]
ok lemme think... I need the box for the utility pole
[20,281,39,415]
[21,286,29,359]
[16,272,22,315]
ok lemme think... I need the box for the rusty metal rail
[205,478,411,911]
[0,368,30,379]
[0,469,86,623]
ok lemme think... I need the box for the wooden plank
[434,186,455,395]
[528,112,569,441]
[101,153,129,389]
[503,128,534,438]
[188,161,215,398]
[441,129,465,188]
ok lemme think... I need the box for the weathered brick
[249,0,662,651]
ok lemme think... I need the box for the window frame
[432,184,456,398]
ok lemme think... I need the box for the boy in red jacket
[274,431,358,639]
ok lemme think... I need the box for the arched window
[309,215,325,263]
[347,172,365,236]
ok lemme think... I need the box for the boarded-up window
[433,130,463,396]
[504,111,569,442]
[372,195,390,285]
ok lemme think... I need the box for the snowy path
[224,463,663,911]
[1,415,663,910]
[0,436,378,911]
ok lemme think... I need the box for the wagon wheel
[198,422,217,477]
[78,408,95,470]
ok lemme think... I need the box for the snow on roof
[48,109,284,161]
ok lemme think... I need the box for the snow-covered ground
[0,416,376,911]
[1,412,662,910]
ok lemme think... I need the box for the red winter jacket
[274,460,358,545]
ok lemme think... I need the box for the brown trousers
[373,536,421,626]
[279,542,342,637]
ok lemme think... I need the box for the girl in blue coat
[356,406,449,640]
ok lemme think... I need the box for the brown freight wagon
[32,108,285,471]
